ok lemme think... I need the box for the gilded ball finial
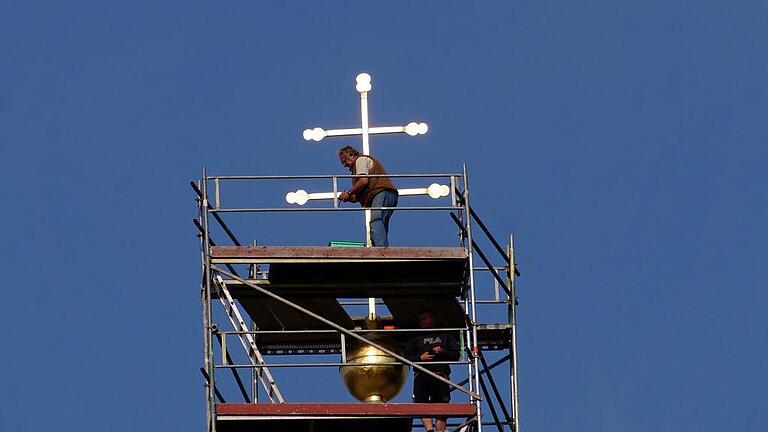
[339,318,408,403]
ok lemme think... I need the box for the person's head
[417,308,437,329]
[338,145,360,169]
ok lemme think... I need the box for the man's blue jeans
[369,189,398,247]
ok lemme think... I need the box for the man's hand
[420,351,435,361]
[339,191,358,202]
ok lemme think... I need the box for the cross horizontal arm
[286,183,449,205]
[303,123,428,142]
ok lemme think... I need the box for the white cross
[294,72,447,232]
[296,73,439,244]
[292,72,444,319]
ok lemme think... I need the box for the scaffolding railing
[205,173,464,215]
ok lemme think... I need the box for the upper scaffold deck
[209,245,514,354]
[210,245,467,262]
[211,245,469,298]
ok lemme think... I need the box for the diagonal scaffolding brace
[213,275,285,403]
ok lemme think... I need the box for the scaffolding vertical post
[463,290,473,403]
[201,167,217,432]
[214,177,220,208]
[251,321,258,403]
[332,176,339,208]
[450,175,457,207]
[197,181,211,429]
[459,176,473,400]
[509,235,520,432]
[462,163,482,432]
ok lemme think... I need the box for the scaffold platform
[211,246,469,298]
[216,403,476,432]
[211,245,509,354]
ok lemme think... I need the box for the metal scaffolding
[193,167,521,432]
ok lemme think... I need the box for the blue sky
[1,1,766,431]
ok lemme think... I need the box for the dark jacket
[405,331,460,376]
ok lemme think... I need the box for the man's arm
[347,177,368,196]
[406,336,437,362]
[433,333,460,361]
[339,177,367,202]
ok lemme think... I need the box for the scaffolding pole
[462,163,483,432]
[200,167,217,432]
[509,235,520,432]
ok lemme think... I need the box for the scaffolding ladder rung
[214,275,285,403]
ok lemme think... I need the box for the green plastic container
[328,241,366,247]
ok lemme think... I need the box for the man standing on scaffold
[337,145,398,246]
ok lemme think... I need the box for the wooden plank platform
[211,246,468,262]
[217,402,476,417]
[216,417,413,432]
[212,246,468,297]
[216,403,476,432]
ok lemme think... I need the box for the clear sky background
[1,1,766,431]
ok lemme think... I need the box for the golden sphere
[340,333,409,403]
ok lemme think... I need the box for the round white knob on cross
[285,190,310,205]
[427,183,450,199]
[405,122,429,136]
[356,73,372,93]
[302,127,327,142]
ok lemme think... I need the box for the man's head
[417,308,437,329]
[338,145,360,169]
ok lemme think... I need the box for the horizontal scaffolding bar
[212,206,463,213]
[219,327,469,335]
[215,360,469,368]
[207,173,462,180]
[216,402,477,417]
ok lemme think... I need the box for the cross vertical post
[356,74,374,246]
